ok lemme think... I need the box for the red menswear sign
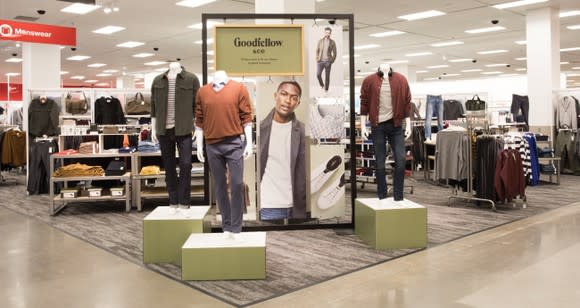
[0,19,76,46]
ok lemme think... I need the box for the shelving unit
[131,151,205,211]
[49,152,133,215]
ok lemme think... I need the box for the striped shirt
[166,77,176,129]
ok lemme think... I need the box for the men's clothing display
[151,66,200,207]
[360,71,411,201]
[196,79,253,231]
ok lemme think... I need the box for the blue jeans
[425,95,444,139]
[371,120,406,200]
[260,208,292,220]
[158,129,192,206]
[206,136,245,233]
[316,60,332,91]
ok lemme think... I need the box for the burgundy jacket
[360,72,411,127]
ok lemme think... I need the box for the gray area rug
[1,174,578,307]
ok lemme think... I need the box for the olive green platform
[181,232,266,281]
[143,206,210,265]
[355,198,427,250]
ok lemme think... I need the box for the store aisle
[0,207,228,308]
[250,202,580,308]
[2,202,580,308]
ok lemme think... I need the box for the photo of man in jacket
[259,81,306,220]
[316,27,337,93]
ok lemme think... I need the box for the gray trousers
[206,136,244,233]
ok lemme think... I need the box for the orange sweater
[195,80,253,144]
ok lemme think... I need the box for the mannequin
[359,63,412,201]
[195,70,253,238]
[150,62,200,214]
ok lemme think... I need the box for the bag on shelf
[105,159,126,176]
[126,92,151,115]
[465,95,486,111]
[65,91,89,114]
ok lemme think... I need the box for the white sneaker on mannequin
[311,155,342,194]
[169,204,178,214]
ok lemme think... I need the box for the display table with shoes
[355,198,427,250]
[143,206,210,265]
[181,231,266,280]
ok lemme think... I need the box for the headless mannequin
[150,62,182,143]
[195,71,253,163]
[360,64,411,140]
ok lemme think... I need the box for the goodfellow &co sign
[0,19,76,46]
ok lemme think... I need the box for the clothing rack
[447,115,501,211]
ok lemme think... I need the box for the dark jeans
[511,94,529,130]
[425,94,443,139]
[27,139,59,195]
[158,129,192,206]
[371,120,406,200]
[206,136,244,233]
[317,60,332,91]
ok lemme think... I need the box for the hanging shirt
[260,120,293,209]
[378,77,393,123]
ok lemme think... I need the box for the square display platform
[181,232,266,281]
[143,206,210,265]
[355,198,427,250]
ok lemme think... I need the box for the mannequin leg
[158,132,178,206]
[371,122,388,199]
[206,142,231,232]
[175,134,193,207]
[388,124,406,201]
[226,137,244,233]
[324,62,332,91]
[425,96,434,138]
[436,97,444,132]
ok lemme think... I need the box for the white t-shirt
[378,77,393,123]
[260,120,293,208]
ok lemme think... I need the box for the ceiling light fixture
[385,60,409,64]
[103,69,119,73]
[60,71,69,75]
[461,69,483,72]
[145,61,167,66]
[416,70,429,73]
[561,47,580,52]
[88,63,107,68]
[133,53,154,58]
[567,24,580,30]
[398,10,446,21]
[5,58,22,63]
[67,55,91,61]
[188,21,223,30]
[93,26,125,35]
[515,57,527,61]
[71,75,85,80]
[426,65,449,69]
[5,72,20,77]
[405,52,433,57]
[465,26,506,34]
[449,58,473,63]
[481,71,503,75]
[60,3,100,15]
[515,68,527,71]
[561,62,570,65]
[515,40,527,45]
[176,0,217,8]
[485,63,509,67]
[116,41,145,48]
[84,80,99,83]
[572,67,580,70]
[477,49,508,55]
[194,38,214,45]
[354,44,381,50]
[369,30,405,38]
[493,0,549,10]
[342,54,360,59]
[560,11,580,18]
[431,41,464,47]
[96,73,112,77]
[443,73,461,77]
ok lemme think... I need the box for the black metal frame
[201,13,356,231]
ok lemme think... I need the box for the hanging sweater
[195,80,253,145]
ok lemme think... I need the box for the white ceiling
[1,0,580,87]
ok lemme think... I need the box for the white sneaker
[223,231,232,239]
[231,232,242,241]
[168,204,178,214]
[317,174,345,210]
[311,155,342,194]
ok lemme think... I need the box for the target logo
[0,24,14,37]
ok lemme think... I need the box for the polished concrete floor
[2,202,580,308]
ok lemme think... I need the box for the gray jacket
[259,109,306,218]
[151,68,200,136]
